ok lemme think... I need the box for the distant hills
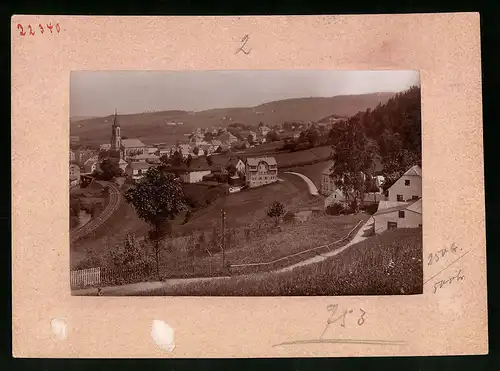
[70,92,396,146]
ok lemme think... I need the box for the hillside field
[134,228,423,296]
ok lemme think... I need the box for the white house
[386,165,422,202]
[324,189,347,208]
[180,170,212,184]
[100,143,111,151]
[70,150,76,162]
[373,198,422,234]
[125,161,152,181]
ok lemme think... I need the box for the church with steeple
[110,109,121,151]
[106,109,147,162]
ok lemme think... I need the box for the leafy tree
[193,147,200,156]
[246,134,254,144]
[267,201,285,226]
[306,126,320,147]
[98,158,122,181]
[171,150,183,166]
[266,130,279,142]
[160,154,170,166]
[206,155,213,166]
[124,167,186,278]
[329,118,377,213]
[186,154,193,167]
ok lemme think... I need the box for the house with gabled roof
[385,165,422,202]
[244,157,278,188]
[373,198,422,234]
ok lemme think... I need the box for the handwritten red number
[28,24,35,36]
[39,24,44,33]
[17,24,26,36]
[56,23,61,33]
[47,23,53,33]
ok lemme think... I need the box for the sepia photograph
[69,70,422,296]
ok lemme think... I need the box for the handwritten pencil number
[17,24,26,36]
[357,309,366,326]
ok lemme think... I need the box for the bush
[326,202,344,215]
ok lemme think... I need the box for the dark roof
[246,157,277,166]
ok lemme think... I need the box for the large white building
[245,157,278,188]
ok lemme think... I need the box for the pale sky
[70,70,420,117]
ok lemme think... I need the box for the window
[397,194,404,202]
[398,210,405,218]
[405,179,410,186]
[387,221,397,230]
[412,195,419,200]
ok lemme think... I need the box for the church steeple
[110,109,121,151]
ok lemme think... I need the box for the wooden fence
[229,219,364,274]
[70,265,155,289]
[70,267,101,289]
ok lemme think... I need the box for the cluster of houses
[320,161,422,234]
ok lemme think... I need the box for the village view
[69,71,422,296]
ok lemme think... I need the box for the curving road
[283,171,320,196]
[70,181,121,243]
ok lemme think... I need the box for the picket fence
[70,267,101,289]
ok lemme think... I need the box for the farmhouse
[385,165,422,202]
[125,161,152,182]
[373,198,422,234]
[324,189,347,208]
[245,157,278,188]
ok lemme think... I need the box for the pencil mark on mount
[235,34,252,55]
[423,250,469,285]
[433,269,465,294]
[273,338,407,347]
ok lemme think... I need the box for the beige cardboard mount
[11,14,487,358]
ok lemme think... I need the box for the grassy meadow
[131,228,423,296]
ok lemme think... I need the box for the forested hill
[329,86,421,193]
[356,85,421,179]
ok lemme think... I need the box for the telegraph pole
[221,209,226,269]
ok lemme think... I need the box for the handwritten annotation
[17,23,61,36]
[272,304,407,347]
[433,269,465,294]
[423,242,469,293]
[235,35,252,55]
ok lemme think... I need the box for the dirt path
[283,171,320,196]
